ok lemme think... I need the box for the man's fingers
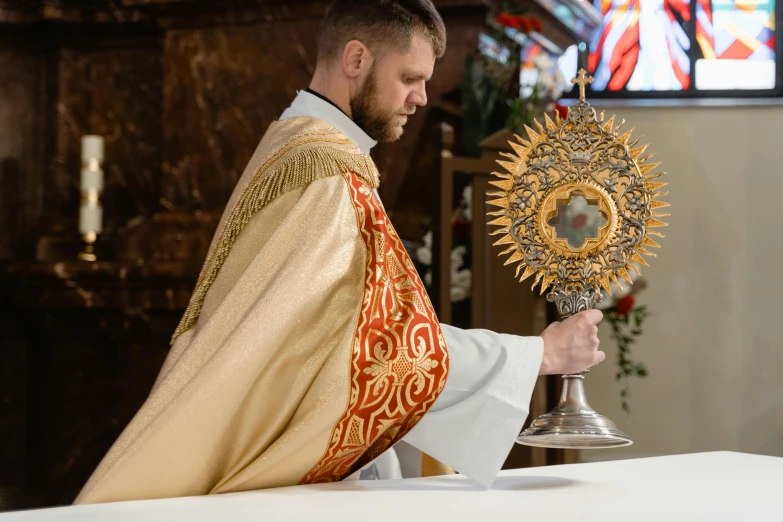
[593,350,606,365]
[578,309,603,325]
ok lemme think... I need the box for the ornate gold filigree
[487,70,669,316]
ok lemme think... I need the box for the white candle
[81,135,104,162]
[79,201,103,234]
[79,135,104,236]
[81,168,103,191]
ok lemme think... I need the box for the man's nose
[409,86,427,107]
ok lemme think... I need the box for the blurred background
[1,0,781,511]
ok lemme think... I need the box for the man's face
[351,34,435,143]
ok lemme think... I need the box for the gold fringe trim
[171,134,380,344]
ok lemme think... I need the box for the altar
[2,452,779,521]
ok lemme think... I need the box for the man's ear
[342,40,370,79]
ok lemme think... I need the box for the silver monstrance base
[517,373,632,449]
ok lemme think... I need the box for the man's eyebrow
[406,71,432,81]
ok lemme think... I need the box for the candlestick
[79,135,104,262]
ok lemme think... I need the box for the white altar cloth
[2,452,780,521]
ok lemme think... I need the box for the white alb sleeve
[402,323,543,488]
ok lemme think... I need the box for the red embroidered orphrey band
[300,172,450,483]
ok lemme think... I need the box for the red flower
[616,294,635,316]
[495,13,541,33]
[495,13,514,27]
[554,103,568,120]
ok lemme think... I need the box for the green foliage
[606,305,649,414]
[505,89,541,135]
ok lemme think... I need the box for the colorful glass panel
[695,0,776,89]
[588,0,777,92]
[589,0,691,91]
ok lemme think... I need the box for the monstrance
[487,69,669,449]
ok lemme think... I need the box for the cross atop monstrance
[571,68,594,101]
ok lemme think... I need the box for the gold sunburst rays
[487,82,668,303]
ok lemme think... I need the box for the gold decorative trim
[299,172,449,484]
[171,128,380,343]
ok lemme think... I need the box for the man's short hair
[316,0,447,66]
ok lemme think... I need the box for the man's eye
[402,77,414,84]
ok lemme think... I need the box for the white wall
[580,103,783,461]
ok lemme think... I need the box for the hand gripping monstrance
[487,70,669,449]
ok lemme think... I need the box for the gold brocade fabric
[74,118,448,505]
[171,118,379,343]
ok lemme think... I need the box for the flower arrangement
[596,268,650,413]
[461,6,546,156]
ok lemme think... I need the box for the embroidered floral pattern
[301,173,450,483]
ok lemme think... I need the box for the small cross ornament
[572,69,594,102]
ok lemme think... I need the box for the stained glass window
[695,0,776,89]
[587,0,778,93]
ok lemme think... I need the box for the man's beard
[351,68,410,143]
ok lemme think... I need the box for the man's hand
[539,309,605,376]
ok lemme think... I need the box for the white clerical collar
[279,90,378,155]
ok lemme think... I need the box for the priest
[75,0,604,504]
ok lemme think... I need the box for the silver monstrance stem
[516,288,632,449]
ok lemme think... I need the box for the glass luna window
[587,0,777,93]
